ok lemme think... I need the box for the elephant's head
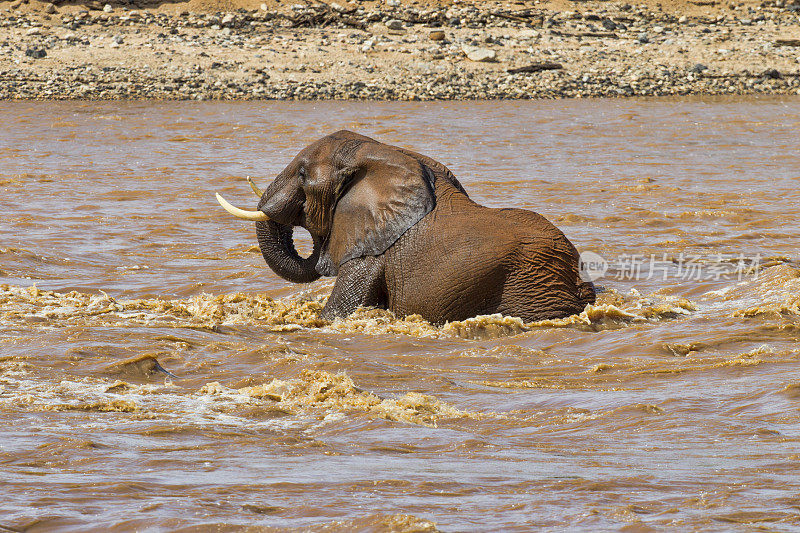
[216,130,436,282]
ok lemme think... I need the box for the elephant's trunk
[255,220,321,283]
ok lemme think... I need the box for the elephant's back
[383,206,511,322]
[383,203,592,323]
[491,207,595,319]
[490,206,572,242]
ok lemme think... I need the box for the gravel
[1,0,800,100]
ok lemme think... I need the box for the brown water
[2,97,800,532]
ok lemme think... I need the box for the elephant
[216,130,595,323]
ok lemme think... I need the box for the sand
[2,0,800,99]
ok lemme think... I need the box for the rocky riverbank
[2,0,800,100]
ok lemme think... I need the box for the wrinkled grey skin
[251,130,595,323]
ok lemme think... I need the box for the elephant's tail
[577,279,597,306]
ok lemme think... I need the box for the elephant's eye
[298,167,307,185]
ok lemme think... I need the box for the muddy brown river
[2,97,800,532]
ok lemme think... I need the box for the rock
[260,3,267,10]
[763,68,782,79]
[26,28,41,35]
[653,25,664,33]
[25,47,47,59]
[103,3,112,13]
[462,45,497,62]
[45,2,56,13]
[361,37,375,52]
[637,32,649,43]
[221,13,235,26]
[113,35,123,44]
[689,63,708,73]
[602,19,617,30]
[429,30,445,41]
[678,15,687,23]
[385,19,404,31]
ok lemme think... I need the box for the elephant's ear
[318,144,435,275]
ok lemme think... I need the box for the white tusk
[246,176,264,198]
[215,193,269,222]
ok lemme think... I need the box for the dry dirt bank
[2,0,800,99]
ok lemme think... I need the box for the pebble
[103,4,113,13]
[462,45,497,62]
[429,30,445,41]
[385,19,404,30]
[361,37,375,52]
[25,47,47,59]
